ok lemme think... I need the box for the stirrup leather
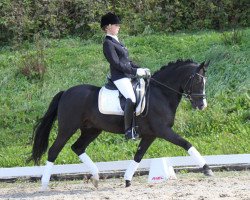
[125,128,139,140]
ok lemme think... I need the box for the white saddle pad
[98,79,146,116]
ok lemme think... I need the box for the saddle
[98,76,147,116]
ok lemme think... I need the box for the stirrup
[125,128,139,140]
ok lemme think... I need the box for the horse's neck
[153,70,184,92]
[152,68,188,113]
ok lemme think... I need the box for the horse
[29,59,213,190]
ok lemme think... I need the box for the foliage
[0,29,249,167]
[0,0,249,45]
[221,29,244,45]
[18,34,47,80]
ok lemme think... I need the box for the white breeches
[114,78,136,103]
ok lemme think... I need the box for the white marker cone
[148,158,177,183]
[168,165,177,180]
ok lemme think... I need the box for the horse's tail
[28,91,64,165]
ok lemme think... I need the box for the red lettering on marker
[152,176,164,180]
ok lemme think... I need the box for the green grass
[0,29,249,167]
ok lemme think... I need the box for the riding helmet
[100,12,121,28]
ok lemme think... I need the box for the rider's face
[106,24,120,36]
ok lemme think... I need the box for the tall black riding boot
[124,99,138,140]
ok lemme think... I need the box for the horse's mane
[152,59,198,77]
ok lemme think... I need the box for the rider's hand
[136,68,146,77]
[143,68,151,77]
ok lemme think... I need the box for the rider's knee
[126,98,135,106]
[128,95,136,104]
[131,95,136,103]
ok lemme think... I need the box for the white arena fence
[0,154,249,179]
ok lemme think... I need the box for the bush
[0,0,249,45]
[19,53,46,80]
[18,34,47,80]
[221,29,244,45]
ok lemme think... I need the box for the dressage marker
[148,158,177,183]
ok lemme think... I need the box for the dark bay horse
[30,59,213,190]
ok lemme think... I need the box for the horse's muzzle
[192,98,207,110]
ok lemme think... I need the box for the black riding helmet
[100,12,121,29]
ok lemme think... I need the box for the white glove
[143,68,151,77]
[136,68,146,77]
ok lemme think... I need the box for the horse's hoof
[203,164,214,176]
[205,169,214,176]
[125,180,131,187]
[90,174,99,188]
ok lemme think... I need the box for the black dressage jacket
[103,36,139,81]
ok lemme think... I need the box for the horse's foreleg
[71,128,101,188]
[124,136,155,187]
[187,146,213,176]
[163,128,213,176]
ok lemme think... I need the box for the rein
[150,77,187,97]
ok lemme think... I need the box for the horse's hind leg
[41,124,79,190]
[71,128,101,187]
[162,128,213,176]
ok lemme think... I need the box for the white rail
[0,154,249,179]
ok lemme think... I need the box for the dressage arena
[0,171,250,200]
[0,155,249,200]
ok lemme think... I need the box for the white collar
[106,34,119,42]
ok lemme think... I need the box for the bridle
[150,72,207,100]
[182,73,207,100]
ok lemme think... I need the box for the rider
[101,12,150,140]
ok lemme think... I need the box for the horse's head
[184,61,210,110]
[152,59,210,110]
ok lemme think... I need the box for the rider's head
[100,12,121,35]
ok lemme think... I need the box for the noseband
[150,73,206,100]
[183,73,206,100]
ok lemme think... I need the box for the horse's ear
[198,60,209,73]
[204,60,210,69]
[200,61,205,67]
[197,61,205,72]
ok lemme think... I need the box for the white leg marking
[79,153,99,175]
[188,147,206,167]
[41,161,54,190]
[124,160,140,181]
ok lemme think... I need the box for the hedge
[0,0,249,45]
